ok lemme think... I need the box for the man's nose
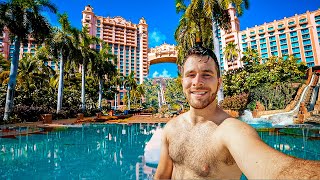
[192,74,204,86]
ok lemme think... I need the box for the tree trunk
[114,93,117,110]
[3,38,20,121]
[56,52,65,113]
[81,59,86,112]
[98,78,103,110]
[128,89,131,110]
[212,22,224,103]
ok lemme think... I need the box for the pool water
[0,123,319,179]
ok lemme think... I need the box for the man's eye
[188,74,195,77]
[203,74,211,77]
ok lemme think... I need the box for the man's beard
[186,91,217,109]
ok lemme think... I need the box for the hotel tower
[217,6,320,72]
[82,5,149,106]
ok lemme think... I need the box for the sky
[47,0,320,79]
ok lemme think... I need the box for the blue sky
[47,0,320,78]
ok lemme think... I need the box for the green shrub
[220,93,249,112]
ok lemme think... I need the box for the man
[154,45,320,179]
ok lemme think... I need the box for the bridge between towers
[148,43,177,65]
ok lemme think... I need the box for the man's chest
[167,126,233,176]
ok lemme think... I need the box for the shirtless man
[154,45,320,179]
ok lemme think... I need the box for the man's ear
[218,78,222,89]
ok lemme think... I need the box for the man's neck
[187,101,220,125]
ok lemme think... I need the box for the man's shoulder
[219,117,255,132]
[163,113,184,133]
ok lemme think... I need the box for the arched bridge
[148,43,177,65]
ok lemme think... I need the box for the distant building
[82,5,149,107]
[217,6,320,71]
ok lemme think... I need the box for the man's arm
[154,128,173,180]
[220,118,320,179]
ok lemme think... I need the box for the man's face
[182,55,221,109]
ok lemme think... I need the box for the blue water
[0,123,319,179]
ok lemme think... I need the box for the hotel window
[250,31,255,35]
[280,45,288,49]
[251,40,256,45]
[261,53,268,58]
[271,51,278,56]
[315,15,320,21]
[302,34,310,39]
[290,37,298,42]
[299,18,307,23]
[301,28,309,34]
[260,43,266,48]
[317,26,320,31]
[278,24,284,28]
[259,34,265,38]
[305,51,313,57]
[288,21,295,26]
[279,29,285,33]
[268,26,274,31]
[281,50,288,55]
[269,36,276,41]
[51,62,55,69]
[242,43,247,48]
[300,24,307,28]
[280,39,287,44]
[270,41,276,46]
[271,46,277,51]
[303,39,311,45]
[292,47,300,53]
[306,57,314,62]
[292,42,299,48]
[259,29,264,33]
[242,34,247,39]
[261,48,267,53]
[304,45,312,51]
[260,38,266,43]
[279,34,286,39]
[251,45,257,49]
[290,31,297,36]
[307,62,314,67]
[293,53,301,58]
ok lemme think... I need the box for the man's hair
[182,45,221,78]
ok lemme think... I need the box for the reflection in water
[0,124,319,179]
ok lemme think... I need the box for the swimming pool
[0,123,319,179]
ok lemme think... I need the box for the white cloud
[153,69,171,78]
[149,28,167,47]
[152,71,159,78]
[159,69,171,78]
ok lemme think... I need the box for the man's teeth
[192,92,206,95]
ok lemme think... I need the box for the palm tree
[43,13,80,113]
[123,72,138,110]
[110,73,123,110]
[0,0,57,120]
[76,26,99,112]
[16,53,54,105]
[174,0,214,65]
[89,43,117,110]
[223,42,240,72]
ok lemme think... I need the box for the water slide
[308,75,320,111]
[260,74,317,119]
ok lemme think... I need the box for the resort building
[0,30,59,70]
[217,6,320,71]
[82,5,149,107]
